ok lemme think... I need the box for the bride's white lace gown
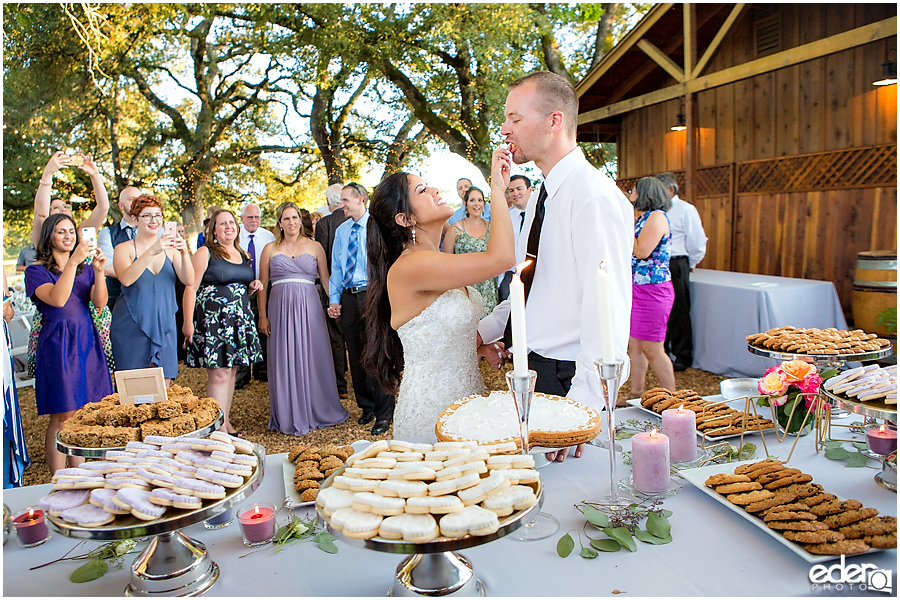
[393,287,486,440]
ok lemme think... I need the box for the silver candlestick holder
[591,360,634,506]
[505,369,559,541]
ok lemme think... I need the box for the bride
[364,147,516,440]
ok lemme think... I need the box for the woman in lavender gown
[258,203,348,435]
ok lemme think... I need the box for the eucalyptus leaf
[646,513,671,538]
[583,506,609,528]
[852,442,868,451]
[317,533,338,554]
[557,533,575,558]
[590,538,621,552]
[824,447,851,460]
[615,432,636,440]
[581,546,599,559]
[846,452,868,468]
[70,558,107,583]
[822,440,843,449]
[661,510,673,518]
[274,525,292,543]
[634,529,673,545]
[603,527,637,552]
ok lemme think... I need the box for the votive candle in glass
[866,425,897,456]
[631,429,670,494]
[13,507,51,548]
[238,503,276,547]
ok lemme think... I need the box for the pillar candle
[631,429,670,494]
[662,404,698,462]
[510,261,530,377]
[866,425,897,456]
[595,262,617,365]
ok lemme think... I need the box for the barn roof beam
[692,3,746,79]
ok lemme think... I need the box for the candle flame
[253,504,260,516]
[598,258,608,271]
[650,428,657,438]
[880,424,886,434]
[515,260,532,277]
[27,507,34,519]
[678,404,684,411]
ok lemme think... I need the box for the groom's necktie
[343,222,360,289]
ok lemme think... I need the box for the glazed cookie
[388,465,437,481]
[113,489,167,520]
[52,467,103,480]
[343,467,392,480]
[486,454,536,470]
[148,488,202,510]
[389,440,433,453]
[377,451,424,463]
[352,457,398,469]
[374,480,429,498]
[351,492,406,516]
[481,485,537,516]
[435,461,487,482]
[172,477,227,499]
[428,473,481,497]
[405,495,465,515]
[329,507,382,539]
[89,488,131,515]
[354,440,390,461]
[803,540,870,555]
[479,442,518,455]
[782,530,846,544]
[103,478,150,491]
[457,472,510,506]
[38,489,91,517]
[439,505,500,538]
[379,513,440,543]
[490,468,540,486]
[315,487,356,517]
[194,467,243,488]
[60,504,116,527]
[433,441,479,451]
[425,448,471,462]
[124,442,159,452]
[80,461,128,475]
[443,449,489,468]
[208,431,254,455]
[332,476,379,493]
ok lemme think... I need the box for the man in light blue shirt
[328,183,394,435]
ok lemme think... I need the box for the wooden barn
[576,3,897,326]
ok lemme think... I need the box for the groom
[478,71,633,461]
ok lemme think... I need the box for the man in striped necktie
[328,183,394,436]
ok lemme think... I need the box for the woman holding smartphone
[25,213,112,474]
[110,195,193,384]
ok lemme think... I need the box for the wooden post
[684,4,699,202]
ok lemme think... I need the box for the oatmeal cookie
[766,520,829,532]
[764,473,813,490]
[757,468,801,486]
[837,516,896,539]
[716,482,762,494]
[803,539,870,555]
[862,532,897,548]
[744,492,798,514]
[760,502,812,516]
[762,510,818,522]
[726,490,775,505]
[744,464,786,481]
[735,459,783,475]
[782,530,845,544]
[779,483,823,499]
[799,493,837,507]
[294,479,320,491]
[822,508,879,529]
[705,473,751,487]
[809,499,863,517]
[299,488,318,502]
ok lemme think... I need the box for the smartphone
[66,153,85,167]
[165,222,178,237]
[81,226,96,246]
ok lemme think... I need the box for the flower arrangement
[756,360,836,434]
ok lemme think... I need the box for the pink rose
[763,365,780,377]
[799,373,823,395]
[770,395,788,407]
[758,369,788,395]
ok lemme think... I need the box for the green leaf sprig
[557,496,673,558]
[31,539,139,583]
[239,508,338,558]
[822,437,875,469]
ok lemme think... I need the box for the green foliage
[556,532,575,557]
[560,496,672,558]
[822,437,875,468]
[876,308,897,334]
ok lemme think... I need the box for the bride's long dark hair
[363,172,415,395]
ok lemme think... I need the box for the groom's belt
[344,285,367,294]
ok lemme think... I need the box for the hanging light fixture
[873,49,897,86]
[670,110,686,131]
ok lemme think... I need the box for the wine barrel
[852,250,897,336]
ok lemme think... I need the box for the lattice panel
[737,145,897,194]
[617,166,730,199]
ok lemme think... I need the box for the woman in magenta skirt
[628,177,676,396]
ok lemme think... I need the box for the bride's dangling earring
[410,226,417,245]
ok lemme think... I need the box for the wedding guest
[110,195,193,385]
[97,186,141,311]
[442,186,498,316]
[30,150,110,248]
[448,177,492,224]
[310,211,323,235]
[195,205,221,251]
[258,202,348,435]
[25,214,112,474]
[328,183,394,436]
[314,183,350,400]
[3,273,30,488]
[364,153,515,440]
[174,222,190,362]
[235,202,275,388]
[477,71,633,461]
[656,172,707,371]
[628,177,676,396]
[183,209,262,437]
[15,245,37,272]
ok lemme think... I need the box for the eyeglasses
[139,214,164,222]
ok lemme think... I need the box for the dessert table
[3,404,895,597]
[690,269,848,377]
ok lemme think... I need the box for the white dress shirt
[478,148,633,411]
[666,194,707,269]
[497,204,530,285]
[239,225,275,278]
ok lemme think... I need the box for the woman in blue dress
[111,195,193,384]
[25,213,113,474]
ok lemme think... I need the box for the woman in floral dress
[441,186,498,317]
[183,209,262,437]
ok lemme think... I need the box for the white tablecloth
[3,407,896,596]
[689,269,849,377]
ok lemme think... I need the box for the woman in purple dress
[258,203,348,435]
[25,213,112,474]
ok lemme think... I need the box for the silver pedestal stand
[47,446,264,596]
[590,360,634,506]
[505,370,559,541]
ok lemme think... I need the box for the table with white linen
[3,406,896,597]
[689,268,849,377]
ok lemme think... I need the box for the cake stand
[55,412,225,458]
[321,479,544,597]
[46,445,264,596]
